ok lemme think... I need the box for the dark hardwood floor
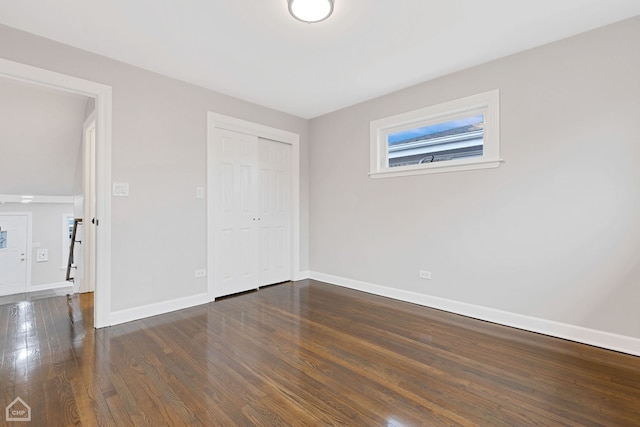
[1,280,639,426]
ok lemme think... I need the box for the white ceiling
[0,77,88,196]
[0,0,639,118]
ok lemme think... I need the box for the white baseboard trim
[294,270,311,281]
[28,281,73,291]
[109,292,209,327]
[309,272,640,357]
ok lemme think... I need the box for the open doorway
[0,77,87,299]
[0,58,112,328]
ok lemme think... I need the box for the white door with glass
[209,129,291,298]
[0,213,30,296]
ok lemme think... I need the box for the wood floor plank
[1,280,639,426]
[220,297,467,425]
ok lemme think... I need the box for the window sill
[369,158,503,179]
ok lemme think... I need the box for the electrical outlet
[419,270,431,280]
[194,269,207,278]
[37,248,49,262]
[196,186,205,199]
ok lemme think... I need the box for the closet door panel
[211,129,259,297]
[258,139,291,286]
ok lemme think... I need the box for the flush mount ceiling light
[288,0,334,23]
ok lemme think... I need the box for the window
[370,90,501,178]
[61,213,74,269]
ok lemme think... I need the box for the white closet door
[258,138,291,286]
[211,129,260,297]
[209,130,293,298]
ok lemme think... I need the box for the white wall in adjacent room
[0,203,73,288]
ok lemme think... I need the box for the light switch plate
[196,187,205,199]
[113,182,129,197]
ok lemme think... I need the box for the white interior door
[209,130,292,298]
[258,138,291,286]
[82,117,96,293]
[211,129,260,297]
[0,214,30,296]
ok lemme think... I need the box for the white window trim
[370,89,502,178]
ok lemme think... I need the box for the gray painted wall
[309,17,640,339]
[0,24,309,312]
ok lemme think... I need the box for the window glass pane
[68,218,75,239]
[387,114,484,168]
[0,230,6,249]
